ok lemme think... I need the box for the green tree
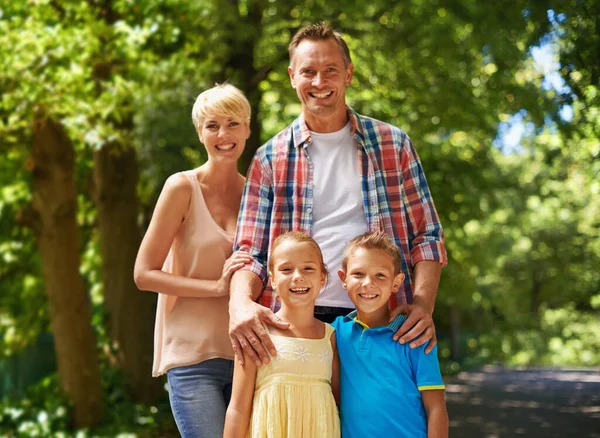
[0,3,107,426]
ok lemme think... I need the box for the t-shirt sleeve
[408,342,445,391]
[330,316,341,332]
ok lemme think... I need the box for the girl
[134,84,254,437]
[224,232,341,438]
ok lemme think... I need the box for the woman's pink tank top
[152,171,235,376]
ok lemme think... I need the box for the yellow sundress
[247,323,340,438]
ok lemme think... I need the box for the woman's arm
[224,356,257,438]
[330,332,340,405]
[422,390,448,438]
[133,173,252,298]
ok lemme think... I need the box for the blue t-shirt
[332,312,445,438]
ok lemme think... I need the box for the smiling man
[229,22,447,367]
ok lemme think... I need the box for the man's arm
[391,131,446,353]
[229,146,288,366]
[229,270,287,366]
[392,260,441,353]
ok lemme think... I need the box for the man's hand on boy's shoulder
[389,304,437,354]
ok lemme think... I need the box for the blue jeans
[167,358,234,438]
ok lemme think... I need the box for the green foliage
[0,374,72,437]
[0,178,47,357]
[0,370,176,437]
[0,0,599,432]
[470,305,600,367]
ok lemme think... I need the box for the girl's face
[199,113,249,164]
[269,240,326,309]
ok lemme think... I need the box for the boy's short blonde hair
[191,83,251,130]
[341,231,403,275]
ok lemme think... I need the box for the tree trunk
[85,0,161,402]
[216,1,272,173]
[530,270,542,316]
[93,144,162,402]
[240,87,263,173]
[30,117,104,428]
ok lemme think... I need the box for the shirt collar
[343,310,407,331]
[291,106,365,149]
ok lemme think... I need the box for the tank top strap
[179,170,203,223]
[323,322,334,340]
[181,170,199,195]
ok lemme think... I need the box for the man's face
[288,38,353,125]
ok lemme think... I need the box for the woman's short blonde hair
[191,83,251,130]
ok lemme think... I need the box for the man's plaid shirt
[234,107,447,309]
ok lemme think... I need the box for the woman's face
[199,114,250,164]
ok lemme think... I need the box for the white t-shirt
[308,122,368,308]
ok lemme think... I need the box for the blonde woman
[134,84,253,437]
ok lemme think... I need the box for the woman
[134,84,254,438]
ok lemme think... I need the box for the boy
[332,231,448,438]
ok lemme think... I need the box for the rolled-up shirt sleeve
[400,135,448,268]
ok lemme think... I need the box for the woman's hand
[216,250,254,296]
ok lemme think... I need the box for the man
[229,23,447,367]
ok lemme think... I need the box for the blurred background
[0,0,598,436]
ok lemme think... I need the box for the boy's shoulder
[332,313,400,346]
[334,313,437,358]
[331,313,357,331]
[330,315,345,336]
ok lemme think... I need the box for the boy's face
[338,247,404,315]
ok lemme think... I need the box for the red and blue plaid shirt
[234,107,447,309]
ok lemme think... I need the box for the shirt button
[307,208,312,214]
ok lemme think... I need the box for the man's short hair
[191,83,251,130]
[341,231,403,275]
[288,22,352,67]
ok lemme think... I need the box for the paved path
[446,366,600,437]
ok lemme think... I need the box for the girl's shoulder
[323,322,335,339]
